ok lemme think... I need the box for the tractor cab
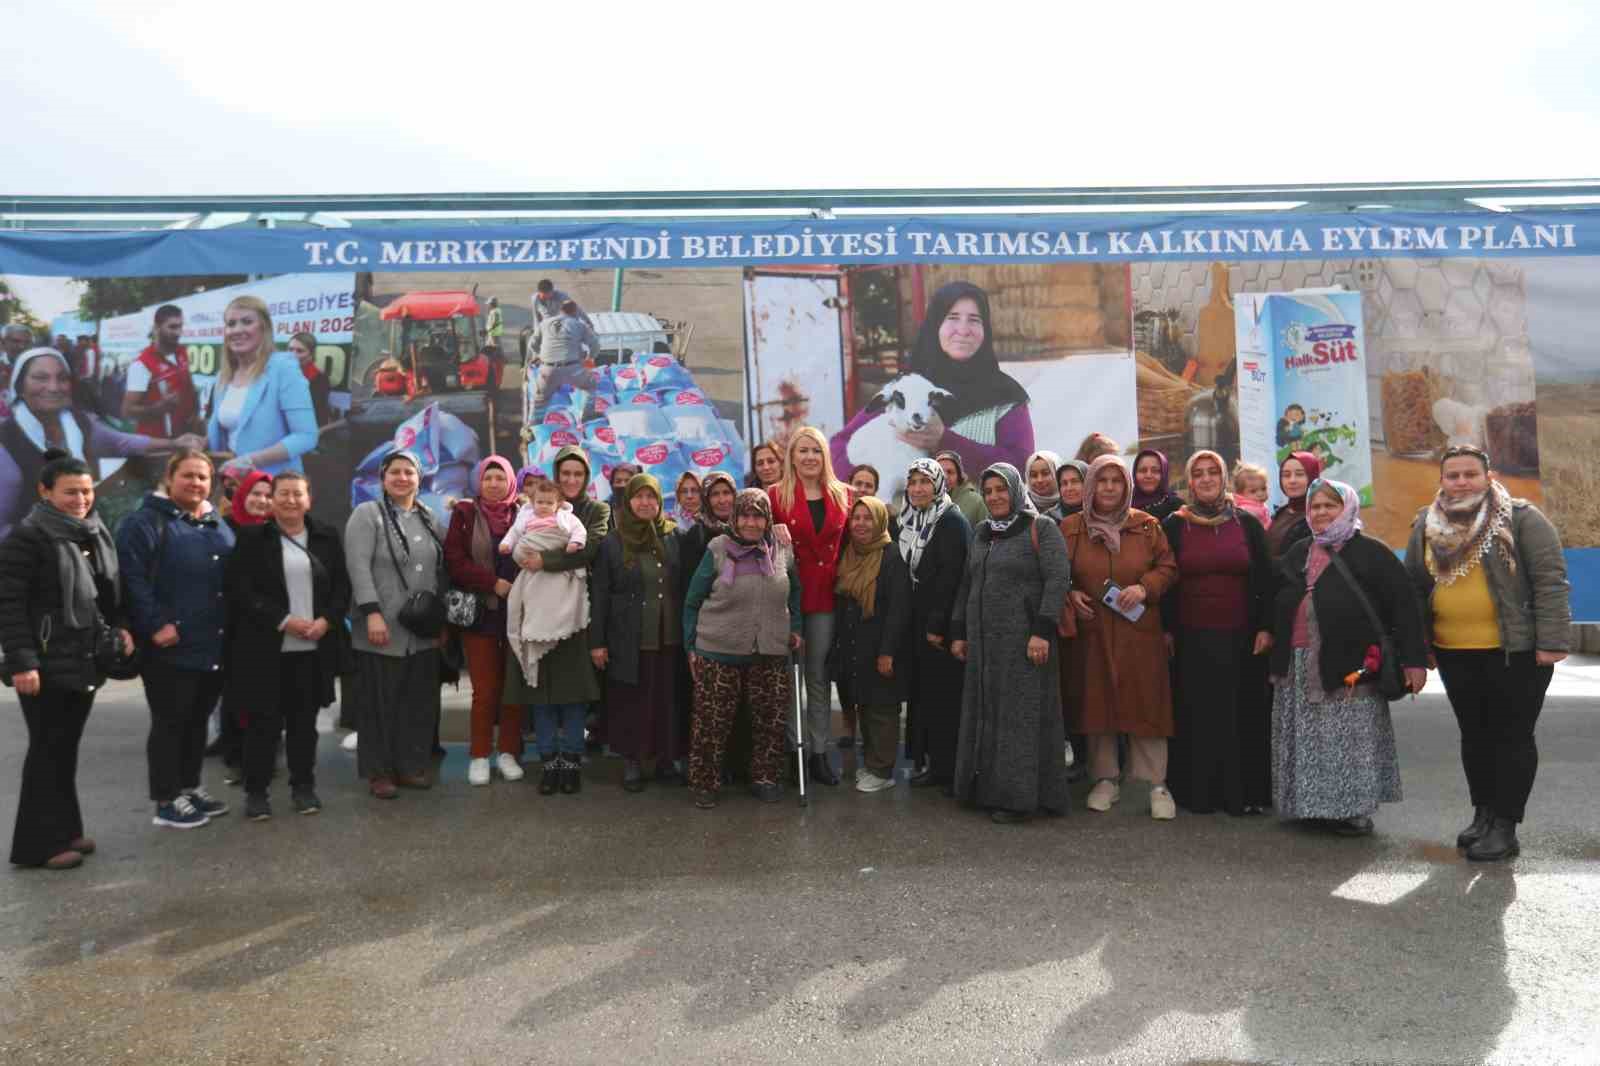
[379,291,488,399]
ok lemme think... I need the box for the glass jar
[1483,338,1539,474]
[1379,342,1449,458]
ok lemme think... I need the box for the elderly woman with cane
[682,489,802,809]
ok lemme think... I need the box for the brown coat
[1059,509,1178,737]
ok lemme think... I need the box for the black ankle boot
[538,759,561,796]
[560,757,582,795]
[1466,817,1519,861]
[808,753,839,787]
[1456,805,1494,849]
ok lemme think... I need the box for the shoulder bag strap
[1325,549,1386,644]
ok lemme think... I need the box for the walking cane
[792,658,808,808]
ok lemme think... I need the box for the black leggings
[142,663,225,803]
[10,688,93,866]
[1434,649,1553,823]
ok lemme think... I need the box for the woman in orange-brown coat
[1059,454,1179,819]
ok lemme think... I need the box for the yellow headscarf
[835,496,892,619]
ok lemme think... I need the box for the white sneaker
[496,753,525,781]
[855,770,895,793]
[468,758,491,786]
[1150,785,1177,820]
[1086,779,1121,812]
[340,732,358,752]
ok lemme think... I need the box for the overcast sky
[4,0,1599,199]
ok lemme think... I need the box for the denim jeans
[534,702,588,758]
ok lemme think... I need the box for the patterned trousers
[689,656,791,793]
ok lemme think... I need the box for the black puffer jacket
[0,521,120,693]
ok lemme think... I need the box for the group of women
[3,414,1571,868]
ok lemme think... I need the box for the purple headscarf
[1131,448,1171,510]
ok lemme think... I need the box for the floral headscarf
[898,457,953,585]
[1308,478,1362,549]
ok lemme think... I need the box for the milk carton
[1235,290,1373,508]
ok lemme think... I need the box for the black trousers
[1434,648,1553,823]
[142,663,225,803]
[245,652,321,795]
[10,688,94,866]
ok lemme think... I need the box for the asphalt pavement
[1,666,1597,1066]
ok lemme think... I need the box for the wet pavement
[2,673,1597,1065]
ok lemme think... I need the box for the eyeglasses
[1440,444,1491,468]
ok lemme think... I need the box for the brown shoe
[68,837,96,855]
[394,773,431,790]
[44,850,84,870]
[369,776,398,799]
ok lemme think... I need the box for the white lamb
[846,373,955,503]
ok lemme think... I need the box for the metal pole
[793,659,808,808]
[611,268,624,311]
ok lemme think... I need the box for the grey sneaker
[245,794,272,821]
[185,786,230,818]
[291,789,322,815]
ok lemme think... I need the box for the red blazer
[768,484,848,614]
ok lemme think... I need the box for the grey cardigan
[344,498,443,657]
[1404,500,1571,656]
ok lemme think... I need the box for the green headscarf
[618,472,675,568]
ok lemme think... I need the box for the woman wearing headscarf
[935,449,986,530]
[1060,454,1179,819]
[676,471,738,768]
[590,473,686,792]
[225,472,349,821]
[897,458,973,791]
[1047,460,1089,523]
[444,455,525,786]
[218,469,273,784]
[609,462,641,500]
[948,463,1070,822]
[0,347,203,542]
[674,471,702,525]
[1404,445,1570,861]
[1024,450,1063,516]
[1131,448,1182,521]
[1160,450,1274,816]
[829,495,911,792]
[1,450,131,869]
[1269,479,1427,836]
[502,444,610,793]
[1266,450,1321,557]
[768,425,851,784]
[344,450,444,799]
[682,488,803,808]
[831,281,1036,478]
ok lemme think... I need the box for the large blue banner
[1,210,1596,277]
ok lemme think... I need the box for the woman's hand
[151,623,180,648]
[876,655,894,678]
[520,551,545,573]
[117,628,134,657]
[305,618,330,642]
[366,614,390,648]
[172,433,207,451]
[950,640,968,662]
[788,632,804,653]
[1026,636,1049,666]
[1115,583,1147,612]
[896,411,946,452]
[1252,631,1273,656]
[591,647,609,670]
[688,652,705,684]
[926,632,944,648]
[493,578,514,599]
[772,524,793,548]
[1069,590,1096,620]
[12,670,40,696]
[1404,666,1428,694]
[1536,650,1568,666]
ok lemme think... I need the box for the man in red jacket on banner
[122,304,199,438]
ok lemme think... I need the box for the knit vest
[694,538,793,657]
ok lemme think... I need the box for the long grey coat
[344,499,443,658]
[950,513,1072,815]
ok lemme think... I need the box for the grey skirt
[355,649,441,779]
[1271,648,1401,820]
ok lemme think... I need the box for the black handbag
[382,502,447,639]
[1325,551,1409,701]
[95,621,142,681]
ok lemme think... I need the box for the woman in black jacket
[1268,479,1427,836]
[830,495,911,792]
[224,472,350,820]
[895,458,973,792]
[1,449,132,870]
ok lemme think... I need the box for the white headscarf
[1024,449,1063,513]
[9,348,86,458]
[897,457,953,586]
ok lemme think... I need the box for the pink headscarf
[473,456,518,538]
[1084,454,1133,553]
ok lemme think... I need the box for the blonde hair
[217,295,277,390]
[1231,460,1269,493]
[775,426,850,513]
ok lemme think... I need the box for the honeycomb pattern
[1130,258,1529,436]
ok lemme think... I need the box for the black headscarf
[910,282,1029,424]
